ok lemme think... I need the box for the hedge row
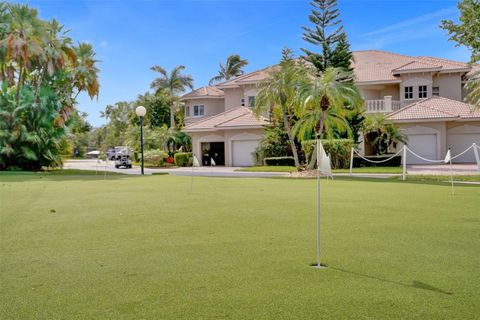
[143,150,168,167]
[174,152,193,167]
[264,156,296,166]
[352,155,402,167]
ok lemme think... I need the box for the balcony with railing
[364,96,401,113]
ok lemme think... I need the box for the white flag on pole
[192,155,200,167]
[316,139,332,177]
[444,148,451,164]
[211,157,216,166]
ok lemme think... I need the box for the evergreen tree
[301,0,352,74]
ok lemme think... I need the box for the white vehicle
[114,146,132,169]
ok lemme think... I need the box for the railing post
[473,143,480,172]
[384,96,392,112]
[349,147,354,176]
[402,146,407,181]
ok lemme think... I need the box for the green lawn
[236,166,297,173]
[1,173,479,319]
[237,166,404,174]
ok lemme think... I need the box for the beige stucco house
[182,50,480,166]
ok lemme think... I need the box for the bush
[253,125,293,166]
[264,156,296,166]
[353,155,402,167]
[301,139,355,169]
[143,150,169,167]
[174,152,193,167]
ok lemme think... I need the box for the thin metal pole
[450,158,454,196]
[349,147,354,176]
[402,146,407,181]
[140,116,144,175]
[473,143,480,172]
[317,140,321,268]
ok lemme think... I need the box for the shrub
[253,125,293,165]
[264,156,296,166]
[143,150,168,167]
[301,139,355,169]
[174,152,193,167]
[352,155,402,167]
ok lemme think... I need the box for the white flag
[192,155,200,167]
[211,157,216,166]
[444,149,451,164]
[316,140,332,176]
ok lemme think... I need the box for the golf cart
[114,146,132,169]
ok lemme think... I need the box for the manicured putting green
[1,173,479,319]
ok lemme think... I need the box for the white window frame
[432,86,440,96]
[404,86,413,100]
[193,105,205,117]
[418,85,427,99]
[185,106,190,117]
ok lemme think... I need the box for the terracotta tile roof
[387,96,480,121]
[352,50,470,83]
[215,66,278,88]
[180,86,224,100]
[182,107,269,132]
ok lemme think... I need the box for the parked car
[114,146,132,169]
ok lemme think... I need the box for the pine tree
[301,0,351,73]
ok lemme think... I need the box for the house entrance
[201,142,225,166]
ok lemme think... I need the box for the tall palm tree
[294,67,363,168]
[209,54,248,85]
[254,49,304,167]
[466,68,480,109]
[150,65,193,128]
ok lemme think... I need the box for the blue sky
[17,0,470,126]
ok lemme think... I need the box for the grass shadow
[0,170,136,183]
[329,266,453,295]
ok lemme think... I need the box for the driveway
[407,164,480,175]
[63,160,289,178]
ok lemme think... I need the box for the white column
[384,96,392,112]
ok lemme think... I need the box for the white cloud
[99,40,108,48]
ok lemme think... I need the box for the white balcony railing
[364,96,401,113]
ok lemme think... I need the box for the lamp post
[135,106,146,175]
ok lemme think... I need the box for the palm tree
[466,68,480,109]
[294,67,363,168]
[209,54,248,85]
[150,65,193,128]
[254,49,304,167]
[363,114,407,155]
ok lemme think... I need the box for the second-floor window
[248,96,255,108]
[432,87,440,96]
[193,105,204,117]
[418,85,427,99]
[185,106,190,117]
[404,86,413,99]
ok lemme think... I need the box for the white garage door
[447,133,480,163]
[232,140,259,166]
[406,134,438,164]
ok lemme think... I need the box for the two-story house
[182,50,480,166]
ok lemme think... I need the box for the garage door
[447,133,480,163]
[406,134,438,164]
[232,140,259,166]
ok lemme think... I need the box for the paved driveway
[63,160,289,178]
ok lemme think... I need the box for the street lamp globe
[135,106,146,117]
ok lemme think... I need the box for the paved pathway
[64,160,480,178]
[64,160,289,177]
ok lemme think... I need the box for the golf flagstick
[444,148,453,195]
[314,139,328,269]
[190,155,200,193]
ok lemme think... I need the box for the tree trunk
[283,113,300,168]
[170,102,176,128]
[307,111,326,169]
